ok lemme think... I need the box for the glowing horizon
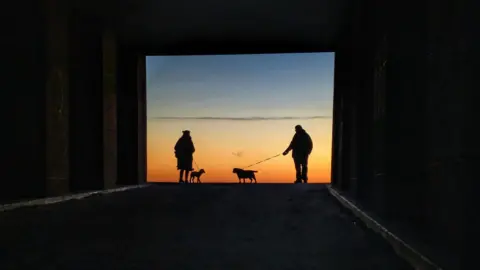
[147,53,334,183]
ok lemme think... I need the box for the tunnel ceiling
[74,0,353,54]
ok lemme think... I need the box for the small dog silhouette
[232,168,257,184]
[189,169,206,183]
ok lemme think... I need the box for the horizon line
[148,116,332,121]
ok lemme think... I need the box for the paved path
[0,184,412,270]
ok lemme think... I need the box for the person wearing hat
[174,130,196,183]
[282,125,313,183]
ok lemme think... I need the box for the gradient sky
[147,53,334,183]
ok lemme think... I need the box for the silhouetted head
[199,169,205,174]
[295,125,304,133]
[182,130,191,138]
[232,168,242,173]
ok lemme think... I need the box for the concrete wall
[69,9,104,192]
[2,0,48,202]
[1,0,147,203]
[332,0,479,268]
[117,48,147,186]
[423,0,479,266]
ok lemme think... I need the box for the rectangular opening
[146,52,335,183]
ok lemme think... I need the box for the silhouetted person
[174,130,195,183]
[283,125,313,183]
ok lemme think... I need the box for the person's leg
[302,156,309,183]
[294,158,302,183]
[184,157,192,183]
[179,170,184,183]
[301,164,308,183]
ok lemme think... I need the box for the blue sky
[146,53,335,119]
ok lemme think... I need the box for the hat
[182,130,190,134]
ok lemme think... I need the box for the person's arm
[174,139,181,152]
[191,142,196,154]
[174,139,180,157]
[283,134,297,155]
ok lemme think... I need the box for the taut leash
[242,153,282,169]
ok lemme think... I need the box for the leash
[242,153,282,169]
[193,158,200,170]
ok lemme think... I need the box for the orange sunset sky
[146,53,334,183]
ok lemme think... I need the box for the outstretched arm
[285,141,293,152]
[283,134,297,155]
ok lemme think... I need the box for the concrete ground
[0,184,412,270]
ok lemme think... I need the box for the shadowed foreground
[0,184,411,269]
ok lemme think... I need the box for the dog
[189,169,206,183]
[232,168,257,184]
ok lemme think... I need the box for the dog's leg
[253,175,257,184]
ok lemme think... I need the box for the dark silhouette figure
[174,130,195,183]
[283,125,313,183]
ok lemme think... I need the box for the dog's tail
[251,170,258,173]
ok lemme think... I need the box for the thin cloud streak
[149,116,332,121]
